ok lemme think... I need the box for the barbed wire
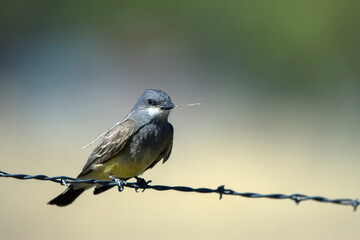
[1,170,359,211]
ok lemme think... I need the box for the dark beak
[160,102,175,110]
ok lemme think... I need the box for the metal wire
[1,170,359,211]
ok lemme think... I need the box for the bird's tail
[48,187,85,207]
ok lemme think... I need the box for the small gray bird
[48,89,174,206]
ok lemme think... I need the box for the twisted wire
[1,170,358,211]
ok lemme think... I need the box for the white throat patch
[147,107,162,116]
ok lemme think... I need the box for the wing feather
[79,119,135,176]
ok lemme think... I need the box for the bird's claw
[109,175,127,192]
[134,176,151,192]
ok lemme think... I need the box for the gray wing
[162,124,174,164]
[79,119,135,176]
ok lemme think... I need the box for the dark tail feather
[48,187,85,207]
[93,185,115,195]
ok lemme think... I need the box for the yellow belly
[82,151,155,181]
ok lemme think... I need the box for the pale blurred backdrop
[1,1,359,239]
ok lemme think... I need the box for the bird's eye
[147,99,155,105]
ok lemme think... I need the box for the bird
[48,89,174,207]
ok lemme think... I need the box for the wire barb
[1,170,359,211]
[109,175,127,192]
[60,178,68,186]
[352,199,359,212]
[290,194,307,205]
[217,185,225,200]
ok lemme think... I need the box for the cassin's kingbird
[48,89,174,207]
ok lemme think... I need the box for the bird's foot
[109,175,127,192]
[134,176,152,192]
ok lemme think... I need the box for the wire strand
[1,170,358,211]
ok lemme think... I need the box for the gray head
[133,89,174,110]
[129,89,174,124]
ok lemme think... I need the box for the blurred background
[0,1,359,239]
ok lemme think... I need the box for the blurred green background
[0,1,359,239]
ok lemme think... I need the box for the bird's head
[130,89,175,123]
